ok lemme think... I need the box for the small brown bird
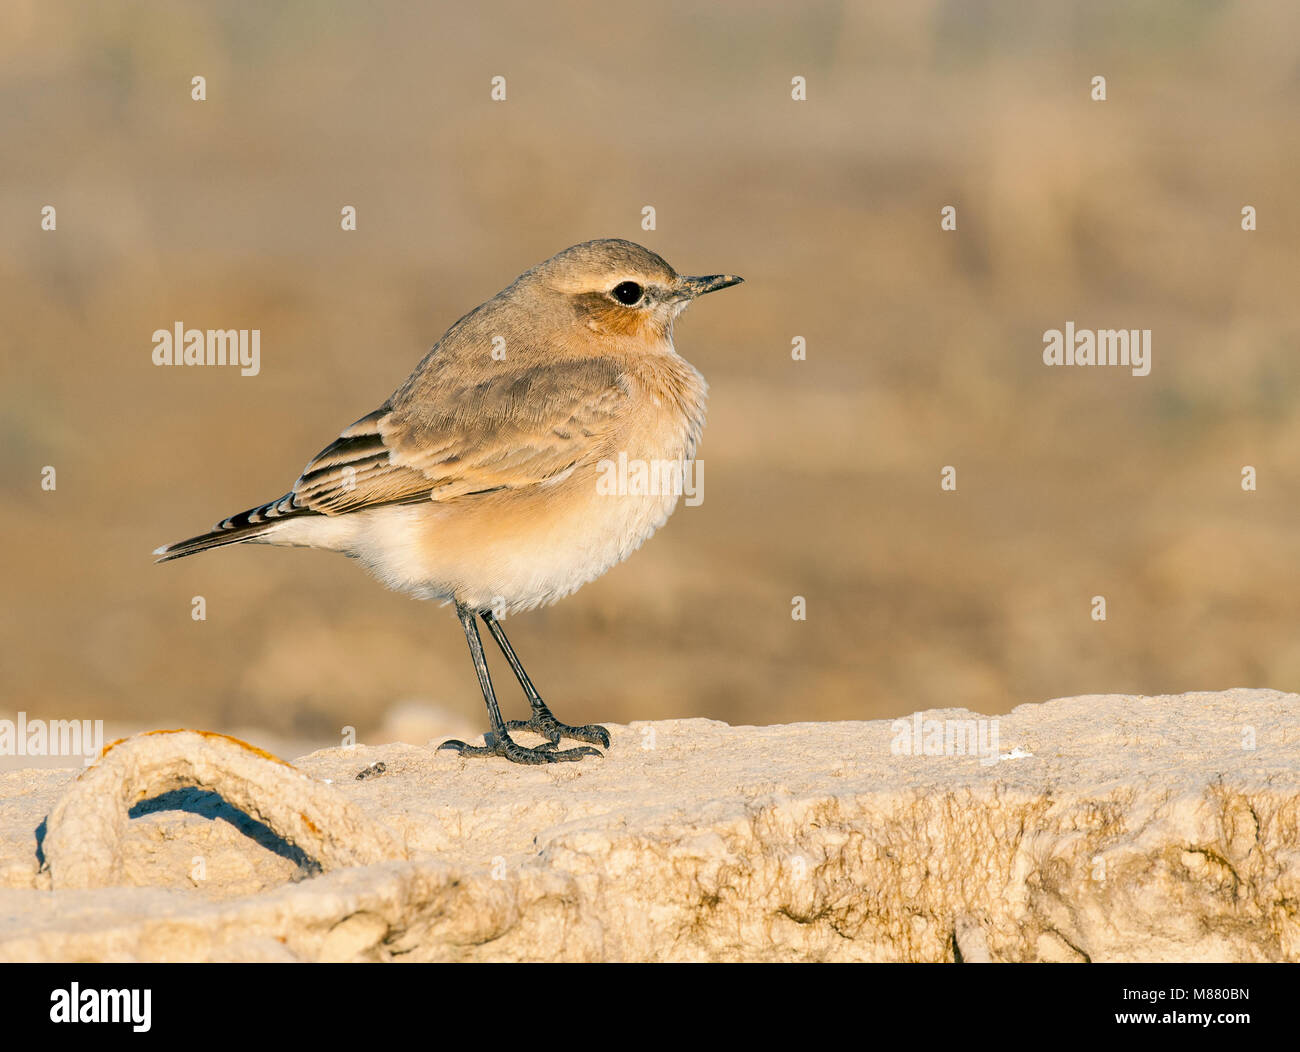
[156,239,742,764]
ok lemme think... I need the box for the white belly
[257,354,707,613]
[259,460,691,614]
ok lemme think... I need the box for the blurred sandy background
[2,1,1298,766]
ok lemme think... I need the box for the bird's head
[526,238,743,348]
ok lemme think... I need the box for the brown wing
[288,358,628,516]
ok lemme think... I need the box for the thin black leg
[438,603,603,764]
[481,609,611,749]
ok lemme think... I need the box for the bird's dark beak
[677,274,744,299]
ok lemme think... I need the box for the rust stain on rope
[96,728,292,767]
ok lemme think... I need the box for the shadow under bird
[156,239,743,764]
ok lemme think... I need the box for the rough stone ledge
[0,688,1297,962]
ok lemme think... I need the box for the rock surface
[0,689,1297,962]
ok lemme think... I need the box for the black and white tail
[153,493,308,563]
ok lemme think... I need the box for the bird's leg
[438,603,602,764]
[481,609,611,750]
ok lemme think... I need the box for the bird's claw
[505,714,611,750]
[438,734,602,765]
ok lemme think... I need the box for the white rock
[0,689,1296,961]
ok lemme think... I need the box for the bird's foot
[438,731,601,765]
[505,709,611,750]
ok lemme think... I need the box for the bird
[155,239,743,765]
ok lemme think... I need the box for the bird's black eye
[611,281,643,305]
